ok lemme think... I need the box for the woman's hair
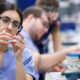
[36,0,59,12]
[0,1,23,25]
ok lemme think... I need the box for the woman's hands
[66,45,80,55]
[0,26,25,59]
[0,26,12,52]
[11,33,25,59]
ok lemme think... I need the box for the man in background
[36,0,61,79]
[21,6,80,80]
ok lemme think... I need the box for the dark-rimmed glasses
[0,16,22,33]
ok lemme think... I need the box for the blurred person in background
[21,6,80,80]
[17,0,80,80]
[36,0,61,53]
[17,0,61,53]
[36,0,61,79]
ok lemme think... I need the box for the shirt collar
[21,29,32,41]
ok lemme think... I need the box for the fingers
[16,49,21,57]
[12,37,24,44]
[0,35,11,41]
[60,68,66,72]
[0,31,12,37]
[53,65,66,72]
[0,40,8,44]
[11,35,24,44]
[0,32,24,44]
[12,41,25,50]
[0,30,24,44]
[0,31,13,44]
[17,33,24,40]
[71,45,80,53]
[12,41,25,57]
[0,26,13,42]
[0,31,12,44]
[0,26,8,32]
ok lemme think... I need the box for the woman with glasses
[0,2,35,80]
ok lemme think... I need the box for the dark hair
[23,6,47,20]
[0,1,23,25]
[36,0,59,12]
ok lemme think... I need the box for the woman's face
[0,10,21,35]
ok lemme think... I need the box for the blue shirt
[0,45,35,80]
[21,30,39,80]
[21,30,39,52]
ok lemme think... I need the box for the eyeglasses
[40,18,49,30]
[0,16,22,33]
[42,5,59,12]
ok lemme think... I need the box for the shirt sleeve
[22,48,36,80]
